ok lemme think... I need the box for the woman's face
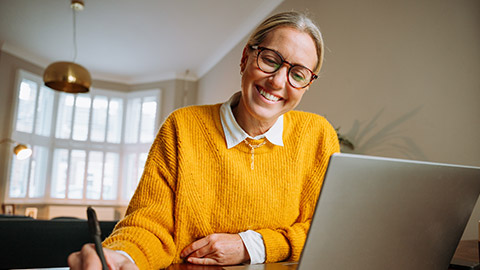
[239,26,317,125]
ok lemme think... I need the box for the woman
[68,11,339,269]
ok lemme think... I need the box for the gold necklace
[243,139,267,170]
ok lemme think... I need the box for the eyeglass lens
[257,49,313,88]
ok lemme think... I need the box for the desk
[166,240,479,270]
[453,240,479,262]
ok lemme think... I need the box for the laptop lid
[299,153,480,270]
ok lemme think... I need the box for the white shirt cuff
[238,230,266,264]
[115,250,136,265]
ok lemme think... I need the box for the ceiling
[0,0,283,84]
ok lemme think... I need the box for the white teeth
[259,89,280,102]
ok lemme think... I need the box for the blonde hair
[247,11,324,74]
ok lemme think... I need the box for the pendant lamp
[43,0,91,93]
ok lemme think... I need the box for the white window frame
[120,89,161,204]
[5,69,162,206]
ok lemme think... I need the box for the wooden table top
[166,240,480,270]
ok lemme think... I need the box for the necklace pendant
[244,139,266,170]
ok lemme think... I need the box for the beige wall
[197,39,245,105]
[197,0,480,238]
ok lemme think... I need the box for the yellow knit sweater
[104,103,340,269]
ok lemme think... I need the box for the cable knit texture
[103,103,340,269]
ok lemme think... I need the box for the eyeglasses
[251,45,318,89]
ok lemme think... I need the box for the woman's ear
[240,46,249,74]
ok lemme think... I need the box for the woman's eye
[262,56,281,68]
[291,71,307,82]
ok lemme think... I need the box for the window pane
[28,146,48,198]
[125,153,138,200]
[103,152,119,200]
[35,86,55,136]
[138,152,148,181]
[9,154,30,198]
[139,97,157,143]
[107,98,123,143]
[125,98,141,143]
[56,93,75,139]
[51,149,69,198]
[124,152,147,200]
[68,150,86,199]
[90,96,108,142]
[72,96,91,141]
[16,79,38,133]
[86,151,103,199]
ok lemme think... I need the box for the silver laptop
[299,153,480,270]
[224,153,480,270]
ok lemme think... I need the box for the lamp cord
[72,7,78,62]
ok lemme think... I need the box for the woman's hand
[68,243,138,270]
[180,233,250,265]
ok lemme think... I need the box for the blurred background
[1,0,479,238]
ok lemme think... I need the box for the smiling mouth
[257,87,281,102]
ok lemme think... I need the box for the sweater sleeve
[103,115,179,269]
[257,120,340,263]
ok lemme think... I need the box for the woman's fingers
[183,233,249,265]
[68,244,102,270]
[67,251,83,270]
[68,243,138,270]
[180,237,210,258]
[186,256,219,265]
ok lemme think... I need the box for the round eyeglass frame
[251,45,318,89]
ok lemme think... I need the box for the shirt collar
[220,92,284,149]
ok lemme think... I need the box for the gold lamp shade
[43,61,92,93]
[13,144,32,160]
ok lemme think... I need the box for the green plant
[335,127,354,150]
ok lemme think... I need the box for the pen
[87,206,109,270]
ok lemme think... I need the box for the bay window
[5,70,161,206]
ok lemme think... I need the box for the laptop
[224,153,480,270]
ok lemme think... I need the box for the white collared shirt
[220,92,284,264]
[220,92,284,149]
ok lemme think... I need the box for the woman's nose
[268,66,288,89]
